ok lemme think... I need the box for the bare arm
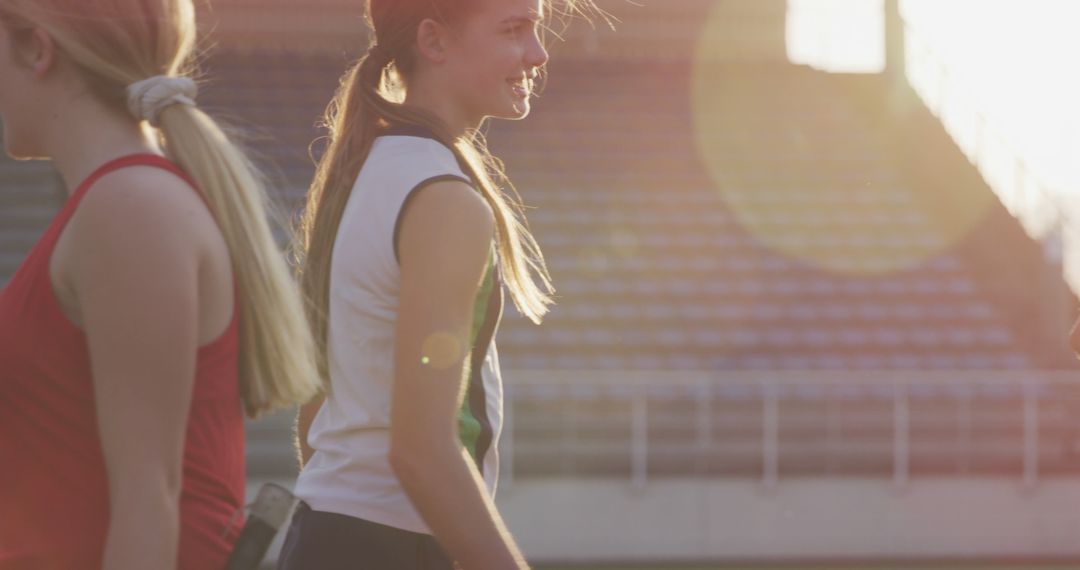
[65,170,216,570]
[296,394,325,467]
[389,181,528,570]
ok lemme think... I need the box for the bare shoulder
[63,165,219,277]
[413,179,493,219]
[397,179,494,276]
[404,179,495,239]
[73,165,211,231]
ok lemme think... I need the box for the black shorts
[276,502,454,570]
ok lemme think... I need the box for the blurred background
[4,0,1080,568]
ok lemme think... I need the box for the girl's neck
[44,96,162,195]
[403,78,481,141]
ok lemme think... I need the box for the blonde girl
[0,1,320,568]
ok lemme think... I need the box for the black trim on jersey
[382,123,441,141]
[467,263,503,473]
[392,174,474,264]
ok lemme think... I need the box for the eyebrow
[500,12,544,25]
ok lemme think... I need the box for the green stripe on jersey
[456,247,497,460]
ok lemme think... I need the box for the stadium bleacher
[2,49,1073,484]
[196,53,1043,373]
[486,61,1038,373]
[192,49,1079,483]
[0,143,61,287]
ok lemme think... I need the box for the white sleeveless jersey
[295,127,505,534]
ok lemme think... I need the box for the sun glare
[786,0,1080,210]
[779,0,1080,282]
[902,0,1080,198]
[786,0,886,73]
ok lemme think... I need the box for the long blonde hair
[297,0,601,382]
[0,0,322,417]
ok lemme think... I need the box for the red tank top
[0,155,245,569]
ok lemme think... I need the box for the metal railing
[501,370,1080,487]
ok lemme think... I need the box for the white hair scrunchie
[126,75,198,127]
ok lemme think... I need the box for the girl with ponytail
[283,0,599,568]
[0,1,321,568]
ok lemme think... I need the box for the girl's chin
[494,101,531,121]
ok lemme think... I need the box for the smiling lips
[508,75,535,99]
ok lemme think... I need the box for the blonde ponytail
[156,105,322,417]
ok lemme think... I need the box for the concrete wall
[553,0,789,62]
[197,0,370,52]
[497,477,1080,562]
[198,0,792,62]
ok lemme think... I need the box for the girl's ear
[415,17,450,64]
[18,27,58,78]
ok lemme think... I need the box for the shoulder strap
[68,153,198,209]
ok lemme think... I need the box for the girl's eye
[505,22,536,38]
